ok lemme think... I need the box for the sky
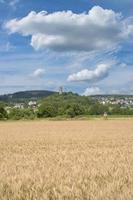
[0,0,133,95]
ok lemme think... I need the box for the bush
[0,104,8,120]
[8,109,35,120]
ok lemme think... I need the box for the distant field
[0,120,133,200]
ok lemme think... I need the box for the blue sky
[0,0,133,95]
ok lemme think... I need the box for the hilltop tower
[59,86,64,95]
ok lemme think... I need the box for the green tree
[65,104,84,118]
[89,103,108,115]
[37,103,58,118]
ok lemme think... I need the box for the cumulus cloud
[83,87,102,96]
[5,6,133,52]
[31,68,45,78]
[68,63,111,82]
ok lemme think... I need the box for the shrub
[0,104,8,120]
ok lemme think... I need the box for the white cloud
[0,0,20,8]
[119,63,127,68]
[9,0,20,8]
[83,87,102,96]
[0,42,15,52]
[5,6,133,52]
[31,68,45,78]
[67,63,111,82]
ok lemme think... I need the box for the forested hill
[0,90,56,102]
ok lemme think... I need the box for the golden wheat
[0,120,133,200]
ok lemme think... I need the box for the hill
[0,90,56,102]
[37,92,133,118]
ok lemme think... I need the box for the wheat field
[0,120,133,200]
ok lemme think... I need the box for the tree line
[0,93,133,120]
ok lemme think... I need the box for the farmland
[0,120,133,200]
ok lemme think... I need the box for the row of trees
[37,102,133,118]
[0,93,133,120]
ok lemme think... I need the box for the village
[95,96,133,108]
